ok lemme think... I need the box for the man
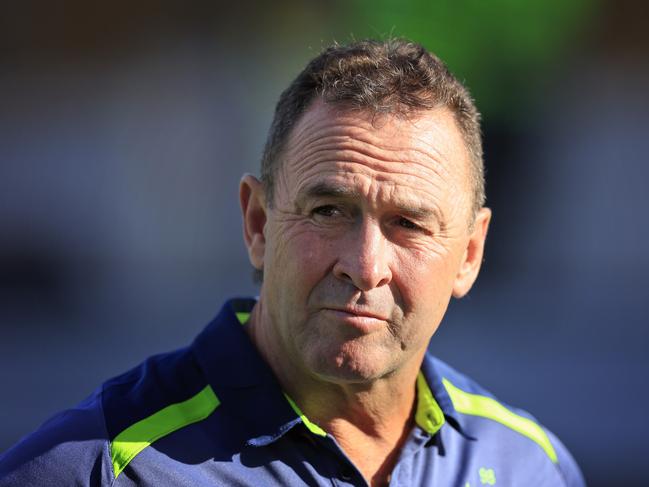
[0,39,585,486]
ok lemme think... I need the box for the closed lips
[325,308,389,321]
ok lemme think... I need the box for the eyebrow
[297,181,361,202]
[296,181,446,229]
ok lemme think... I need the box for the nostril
[337,271,353,283]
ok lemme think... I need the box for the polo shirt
[0,298,585,486]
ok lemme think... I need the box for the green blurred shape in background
[340,0,596,121]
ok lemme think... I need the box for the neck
[244,301,425,486]
[315,380,418,487]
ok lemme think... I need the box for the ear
[239,174,267,271]
[452,207,491,298]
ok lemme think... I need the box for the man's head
[240,39,490,386]
[261,38,485,220]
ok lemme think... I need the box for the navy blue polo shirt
[0,298,585,486]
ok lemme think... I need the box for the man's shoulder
[0,299,262,486]
[0,345,205,486]
[0,378,113,485]
[424,353,585,487]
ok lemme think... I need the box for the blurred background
[1,1,647,485]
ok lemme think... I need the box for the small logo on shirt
[479,467,496,485]
[464,466,497,486]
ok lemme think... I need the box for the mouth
[321,307,389,333]
[324,307,388,320]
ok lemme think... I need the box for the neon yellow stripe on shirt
[283,394,328,437]
[442,378,558,463]
[110,385,220,478]
[415,372,446,435]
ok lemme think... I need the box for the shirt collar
[419,354,475,440]
[192,298,301,446]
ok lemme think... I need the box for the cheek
[394,247,458,313]
[270,222,335,286]
[392,251,458,348]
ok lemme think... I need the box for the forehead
[277,100,471,208]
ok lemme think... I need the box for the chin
[306,347,397,385]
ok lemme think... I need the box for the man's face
[247,101,488,385]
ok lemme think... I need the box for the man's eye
[398,217,420,230]
[312,205,340,217]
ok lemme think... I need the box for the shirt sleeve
[0,388,114,486]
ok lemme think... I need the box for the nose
[332,218,393,291]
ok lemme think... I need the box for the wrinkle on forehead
[293,159,449,204]
[290,100,465,152]
[285,115,457,181]
[288,123,452,176]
